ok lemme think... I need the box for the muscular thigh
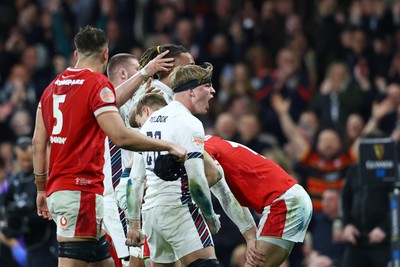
[258,184,312,243]
[143,205,214,264]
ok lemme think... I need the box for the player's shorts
[102,197,130,258]
[47,190,103,239]
[142,204,214,263]
[257,184,312,243]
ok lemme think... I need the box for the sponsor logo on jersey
[150,115,168,123]
[55,79,84,86]
[50,136,67,144]
[60,216,68,226]
[100,87,115,103]
[75,177,93,186]
[192,132,204,151]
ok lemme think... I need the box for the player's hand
[126,229,145,247]
[245,238,265,267]
[167,144,187,162]
[36,191,52,220]
[206,214,221,234]
[115,178,128,211]
[144,50,174,77]
[144,77,160,95]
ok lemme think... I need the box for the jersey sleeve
[91,78,119,117]
[175,117,205,159]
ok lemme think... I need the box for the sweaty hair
[74,26,108,58]
[106,53,138,79]
[169,62,213,92]
[135,93,168,118]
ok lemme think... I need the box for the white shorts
[257,184,313,243]
[103,198,130,258]
[47,190,103,239]
[142,204,214,263]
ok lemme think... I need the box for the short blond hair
[169,62,213,92]
[135,93,167,117]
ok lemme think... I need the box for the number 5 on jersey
[52,94,66,135]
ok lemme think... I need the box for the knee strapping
[93,235,111,262]
[58,235,111,263]
[58,240,97,262]
[187,258,220,267]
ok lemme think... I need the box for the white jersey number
[52,94,66,135]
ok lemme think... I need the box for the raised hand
[144,50,174,77]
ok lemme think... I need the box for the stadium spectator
[303,188,345,267]
[3,137,58,267]
[341,163,392,267]
[271,93,357,212]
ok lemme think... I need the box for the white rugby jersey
[120,80,174,167]
[139,100,205,210]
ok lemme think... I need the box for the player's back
[140,100,202,210]
[204,135,297,213]
[40,68,116,196]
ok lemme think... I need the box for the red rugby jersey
[204,135,297,213]
[39,68,117,196]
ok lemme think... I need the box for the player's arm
[271,93,308,160]
[210,163,256,234]
[203,151,222,187]
[209,161,264,265]
[125,152,146,247]
[32,107,52,220]
[185,157,220,234]
[96,111,186,161]
[114,157,134,211]
[115,50,173,107]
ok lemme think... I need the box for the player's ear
[143,106,149,116]
[102,48,109,62]
[74,50,78,59]
[121,69,127,79]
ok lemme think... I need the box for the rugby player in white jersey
[126,63,221,267]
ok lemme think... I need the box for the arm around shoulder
[96,111,186,159]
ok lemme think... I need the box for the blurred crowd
[0,0,399,266]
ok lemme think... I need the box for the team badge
[192,132,204,151]
[100,87,115,103]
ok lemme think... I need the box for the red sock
[106,233,122,267]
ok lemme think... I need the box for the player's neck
[159,76,171,88]
[174,94,194,114]
[74,60,104,73]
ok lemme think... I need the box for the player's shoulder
[205,135,224,143]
